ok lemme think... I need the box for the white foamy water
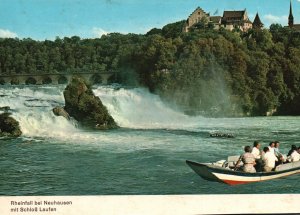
[93,86,203,129]
[0,85,203,143]
[0,86,78,139]
[0,85,299,145]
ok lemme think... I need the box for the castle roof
[253,13,263,28]
[188,7,209,18]
[210,16,222,23]
[292,24,300,30]
[223,10,246,20]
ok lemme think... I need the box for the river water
[0,85,299,195]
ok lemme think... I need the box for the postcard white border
[0,194,299,214]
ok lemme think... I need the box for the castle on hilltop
[184,1,300,33]
[183,7,263,32]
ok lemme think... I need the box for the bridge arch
[89,74,102,85]
[25,77,37,85]
[11,78,20,85]
[58,76,68,84]
[107,73,118,84]
[42,76,52,84]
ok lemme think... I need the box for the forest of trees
[0,21,300,116]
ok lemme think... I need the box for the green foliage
[63,77,118,129]
[1,21,300,116]
[161,20,185,38]
[146,28,162,36]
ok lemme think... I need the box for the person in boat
[251,141,262,171]
[268,142,275,155]
[274,141,284,165]
[236,146,256,173]
[274,141,280,156]
[287,145,300,163]
[262,147,278,172]
[287,144,297,157]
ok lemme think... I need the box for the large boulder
[0,113,22,137]
[63,76,118,129]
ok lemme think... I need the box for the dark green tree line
[0,22,300,116]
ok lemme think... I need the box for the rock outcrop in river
[52,106,70,120]
[0,112,22,137]
[62,76,118,129]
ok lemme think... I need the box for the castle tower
[289,0,294,27]
[253,12,263,29]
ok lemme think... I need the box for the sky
[0,0,300,40]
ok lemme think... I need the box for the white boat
[186,156,300,185]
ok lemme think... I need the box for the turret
[253,12,264,29]
[289,0,294,27]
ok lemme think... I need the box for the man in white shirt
[263,147,278,172]
[251,141,261,159]
[268,142,275,155]
[251,141,262,171]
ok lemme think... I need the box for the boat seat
[275,160,300,171]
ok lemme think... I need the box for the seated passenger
[268,142,275,154]
[263,147,278,172]
[274,141,284,165]
[287,145,300,163]
[287,145,297,157]
[241,146,256,173]
[251,141,262,171]
[274,141,281,156]
[251,141,261,159]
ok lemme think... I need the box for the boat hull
[186,160,300,185]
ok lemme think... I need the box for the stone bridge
[0,72,118,85]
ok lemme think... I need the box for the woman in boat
[287,145,297,157]
[287,145,300,163]
[241,146,256,173]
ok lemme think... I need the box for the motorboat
[186,156,300,185]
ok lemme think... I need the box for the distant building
[288,0,300,31]
[221,10,252,32]
[209,16,222,30]
[183,7,210,32]
[183,7,259,32]
[252,13,264,29]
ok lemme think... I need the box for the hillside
[0,22,300,116]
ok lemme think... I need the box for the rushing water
[0,85,300,195]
